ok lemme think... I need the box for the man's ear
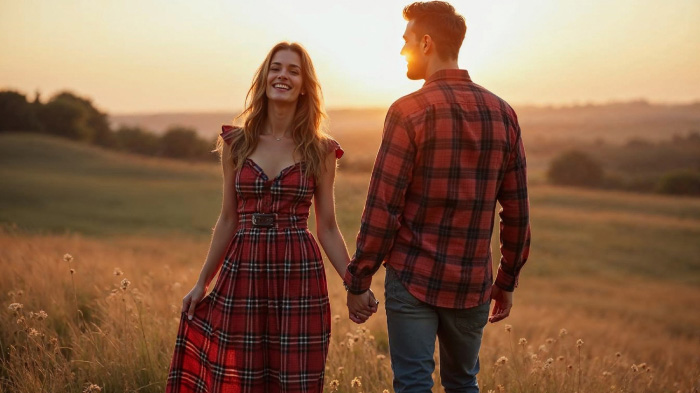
[422,35,433,54]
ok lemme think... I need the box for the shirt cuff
[494,265,518,292]
[343,268,372,295]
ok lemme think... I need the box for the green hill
[0,132,222,236]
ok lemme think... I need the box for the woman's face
[266,49,304,105]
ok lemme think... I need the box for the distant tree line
[547,132,700,196]
[0,89,217,161]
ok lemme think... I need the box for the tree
[114,126,160,156]
[547,150,604,187]
[37,91,112,144]
[0,90,41,132]
[160,126,210,160]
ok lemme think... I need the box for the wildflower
[7,291,15,298]
[542,362,551,370]
[337,366,344,374]
[518,338,527,346]
[329,380,340,391]
[638,363,647,370]
[538,344,547,352]
[351,377,362,388]
[113,268,123,276]
[333,315,341,323]
[603,371,612,377]
[567,364,573,370]
[8,303,23,313]
[28,328,40,337]
[546,338,555,344]
[368,335,375,341]
[377,354,386,360]
[120,278,131,290]
[495,356,508,366]
[530,353,538,360]
[83,384,102,393]
[16,317,25,325]
[16,290,23,297]
[557,356,565,362]
[497,385,505,393]
[70,269,75,274]
[383,390,389,393]
[559,328,568,337]
[49,337,59,347]
[504,324,512,332]
[63,254,73,262]
[546,358,554,365]
[631,364,639,372]
[576,339,584,348]
[36,310,48,321]
[615,352,622,358]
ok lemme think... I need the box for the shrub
[547,150,604,187]
[656,170,700,196]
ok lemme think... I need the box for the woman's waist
[237,212,309,230]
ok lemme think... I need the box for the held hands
[347,289,379,324]
[182,283,207,321]
[489,285,513,323]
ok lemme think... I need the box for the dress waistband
[237,213,308,229]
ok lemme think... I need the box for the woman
[165,42,377,393]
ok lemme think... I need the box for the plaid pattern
[166,126,343,392]
[344,69,531,308]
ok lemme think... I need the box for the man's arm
[344,105,416,294]
[495,115,531,293]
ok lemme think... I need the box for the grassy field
[1,132,699,392]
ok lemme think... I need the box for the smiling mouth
[273,83,291,90]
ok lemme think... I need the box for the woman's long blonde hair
[216,42,331,180]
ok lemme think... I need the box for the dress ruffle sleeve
[328,139,344,159]
[220,125,240,145]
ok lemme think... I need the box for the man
[343,2,531,392]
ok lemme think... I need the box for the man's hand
[489,285,513,323]
[347,289,379,324]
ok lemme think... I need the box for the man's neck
[424,58,460,80]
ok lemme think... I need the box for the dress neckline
[245,158,303,181]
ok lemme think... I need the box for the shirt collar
[423,68,472,87]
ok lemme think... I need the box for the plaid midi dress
[166,125,343,393]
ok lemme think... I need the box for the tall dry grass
[1,230,698,393]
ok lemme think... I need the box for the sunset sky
[1,0,699,113]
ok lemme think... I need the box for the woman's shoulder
[322,136,344,159]
[220,124,243,145]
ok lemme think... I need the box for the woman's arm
[182,144,239,320]
[313,150,350,279]
[314,150,378,323]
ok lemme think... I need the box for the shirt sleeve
[495,113,531,291]
[343,105,416,294]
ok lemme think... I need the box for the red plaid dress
[166,125,343,393]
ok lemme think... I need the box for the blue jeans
[384,267,490,393]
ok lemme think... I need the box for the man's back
[347,69,530,309]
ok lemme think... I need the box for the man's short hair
[403,1,466,61]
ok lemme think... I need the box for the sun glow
[0,0,698,113]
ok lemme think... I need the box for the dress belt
[237,213,307,229]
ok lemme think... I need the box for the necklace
[266,126,288,141]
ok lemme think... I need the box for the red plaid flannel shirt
[343,69,531,308]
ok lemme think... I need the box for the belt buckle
[252,213,275,227]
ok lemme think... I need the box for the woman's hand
[182,284,207,321]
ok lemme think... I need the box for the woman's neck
[265,101,296,136]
